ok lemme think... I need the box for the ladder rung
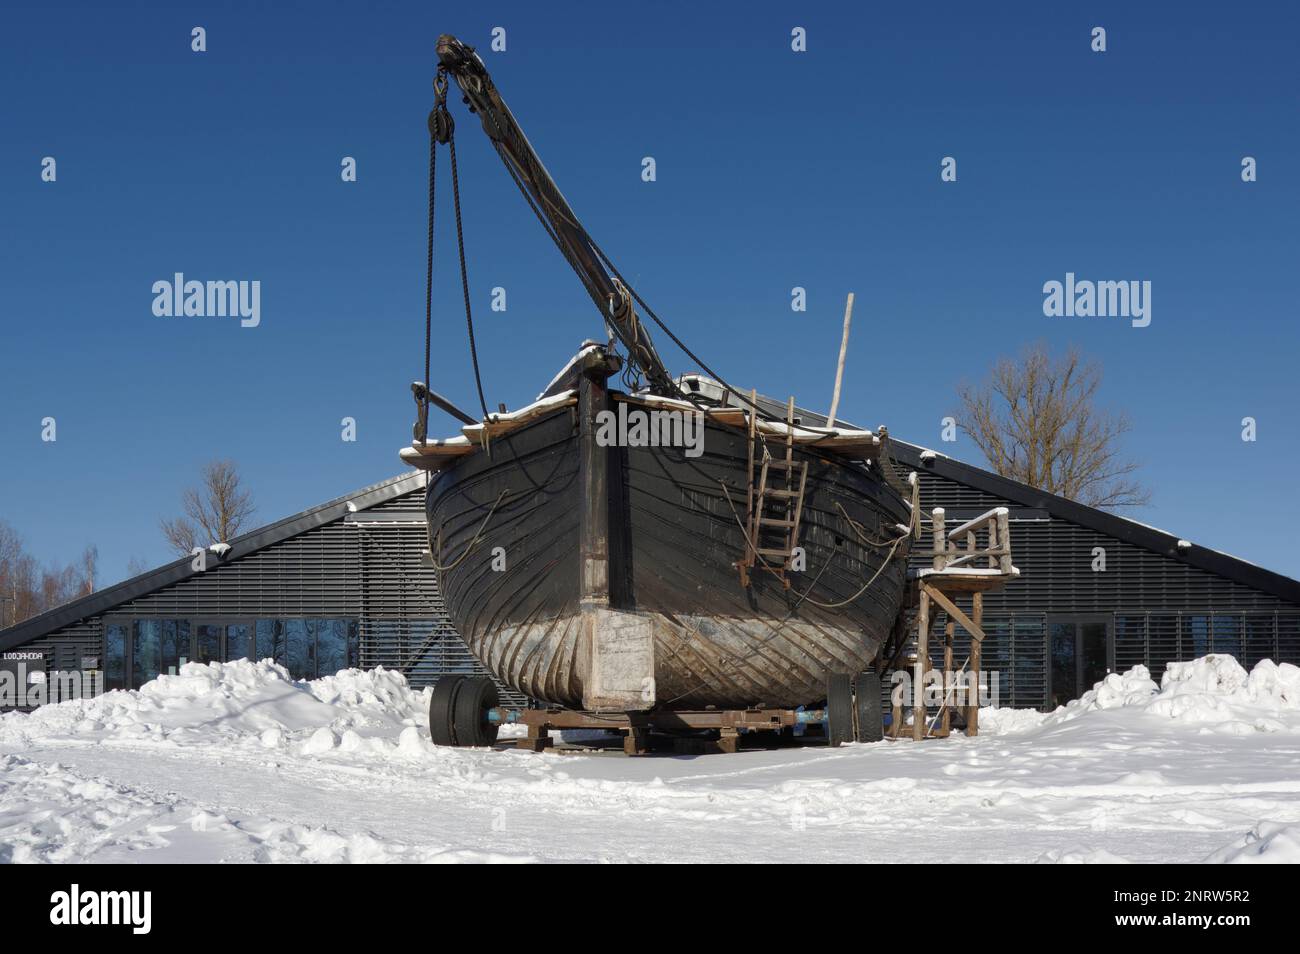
[756,547,793,558]
[765,488,799,498]
[763,458,797,470]
[759,517,796,527]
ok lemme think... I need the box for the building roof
[887,441,1300,605]
[0,471,427,653]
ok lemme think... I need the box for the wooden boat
[403,37,914,712]
[406,348,914,711]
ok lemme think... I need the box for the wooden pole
[966,591,983,736]
[913,588,930,741]
[940,619,954,737]
[932,507,947,572]
[826,292,854,429]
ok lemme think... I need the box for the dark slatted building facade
[892,443,1300,709]
[4,447,1299,712]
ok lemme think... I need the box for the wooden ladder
[740,395,809,588]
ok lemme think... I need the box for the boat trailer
[428,672,883,756]
[488,686,881,756]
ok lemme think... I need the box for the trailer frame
[487,704,833,755]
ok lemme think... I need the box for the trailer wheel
[453,676,500,748]
[429,674,465,746]
[854,671,884,743]
[825,673,854,747]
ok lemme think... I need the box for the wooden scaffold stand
[883,505,1018,741]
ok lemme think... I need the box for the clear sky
[2,1,1297,585]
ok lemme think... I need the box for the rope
[427,488,510,573]
[586,235,785,422]
[448,134,489,419]
[424,135,436,398]
[924,653,974,737]
[795,533,906,610]
[718,478,909,611]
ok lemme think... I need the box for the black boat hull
[426,385,911,711]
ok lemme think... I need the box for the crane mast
[434,34,677,396]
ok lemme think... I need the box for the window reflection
[316,619,348,675]
[252,618,359,680]
[197,624,222,664]
[132,620,161,687]
[109,617,359,689]
[105,623,126,691]
[225,623,251,661]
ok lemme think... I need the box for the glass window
[1212,615,1242,660]
[105,622,127,691]
[1182,615,1210,659]
[253,618,360,680]
[316,619,348,676]
[162,619,189,673]
[133,620,161,687]
[1279,615,1300,664]
[1114,615,1147,672]
[256,619,285,664]
[196,624,223,664]
[1147,615,1179,680]
[1011,617,1044,709]
[283,619,311,679]
[1243,614,1275,668]
[1049,622,1077,709]
[226,623,252,662]
[1079,621,1108,689]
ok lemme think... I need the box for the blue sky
[2,0,1297,584]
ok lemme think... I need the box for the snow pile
[982,655,1300,736]
[0,659,432,758]
[1204,821,1300,864]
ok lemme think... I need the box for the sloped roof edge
[0,471,427,652]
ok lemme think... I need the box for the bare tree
[80,545,98,596]
[160,460,257,556]
[0,520,100,626]
[956,343,1150,510]
[126,555,151,578]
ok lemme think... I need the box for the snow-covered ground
[2,655,1299,864]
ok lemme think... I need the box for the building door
[1047,617,1112,708]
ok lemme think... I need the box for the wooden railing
[929,506,1013,575]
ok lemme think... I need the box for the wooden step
[759,517,796,528]
[756,547,793,558]
[766,488,799,498]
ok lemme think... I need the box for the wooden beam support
[939,619,954,737]
[913,589,930,741]
[924,584,985,644]
[967,592,983,737]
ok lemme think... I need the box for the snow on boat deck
[2,656,1299,863]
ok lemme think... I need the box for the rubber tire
[453,676,501,748]
[825,673,854,747]
[429,675,466,747]
[854,671,884,743]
